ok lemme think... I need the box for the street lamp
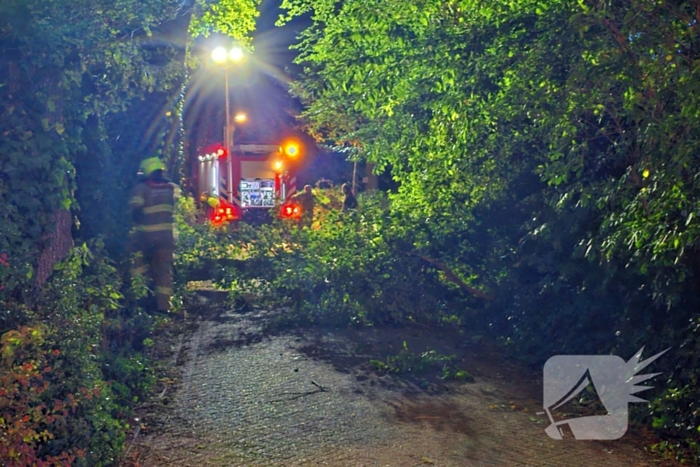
[211,45,244,201]
[283,141,300,158]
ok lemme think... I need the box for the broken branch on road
[410,253,493,301]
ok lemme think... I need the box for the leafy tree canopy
[279,0,700,455]
[190,0,260,43]
[281,0,700,300]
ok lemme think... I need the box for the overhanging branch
[411,253,493,301]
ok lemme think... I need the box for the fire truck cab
[194,141,300,223]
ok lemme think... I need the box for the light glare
[211,47,228,64]
[229,47,244,62]
[284,142,300,157]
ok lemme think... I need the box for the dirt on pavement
[124,305,671,467]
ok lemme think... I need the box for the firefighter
[199,191,219,223]
[341,183,358,211]
[129,157,180,316]
[291,184,316,228]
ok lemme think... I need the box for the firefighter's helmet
[140,157,165,176]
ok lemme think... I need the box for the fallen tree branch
[411,253,493,301]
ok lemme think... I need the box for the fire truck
[193,141,301,224]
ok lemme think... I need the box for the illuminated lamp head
[284,142,300,158]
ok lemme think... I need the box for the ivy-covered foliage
[278,0,700,460]
[1,0,261,464]
[0,0,184,297]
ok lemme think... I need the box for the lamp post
[211,45,244,200]
[272,159,284,200]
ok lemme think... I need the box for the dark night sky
[250,2,354,184]
[184,0,306,146]
[182,1,351,185]
[232,0,307,143]
[255,0,304,71]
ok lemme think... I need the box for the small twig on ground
[311,380,328,392]
[269,381,329,402]
[124,425,142,457]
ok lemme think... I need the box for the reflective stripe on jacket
[130,180,179,246]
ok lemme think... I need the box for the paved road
[130,307,661,467]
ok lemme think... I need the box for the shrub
[0,325,81,467]
[0,241,156,466]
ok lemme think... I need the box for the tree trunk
[35,209,73,288]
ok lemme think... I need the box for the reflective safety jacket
[129,180,180,248]
[291,190,316,216]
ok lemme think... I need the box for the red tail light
[209,199,239,225]
[225,207,236,220]
[279,203,299,219]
